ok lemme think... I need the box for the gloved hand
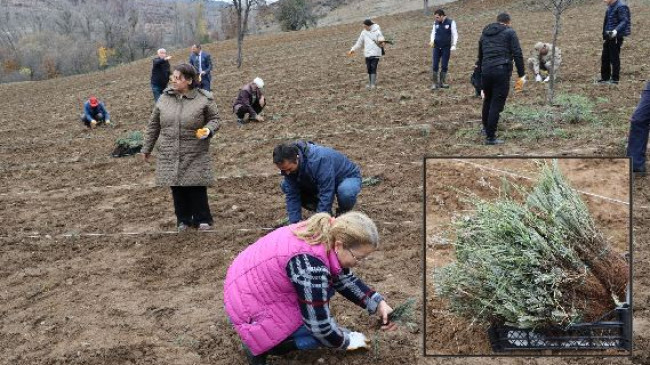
[543,76,550,83]
[429,41,434,48]
[195,127,210,139]
[105,119,111,125]
[480,90,485,99]
[514,76,526,92]
[608,30,617,39]
[90,120,97,128]
[451,45,456,51]
[535,74,543,82]
[347,332,370,350]
[347,50,355,57]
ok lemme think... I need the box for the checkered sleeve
[286,254,350,349]
[333,268,384,315]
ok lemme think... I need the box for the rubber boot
[430,72,439,90]
[369,74,377,89]
[366,74,372,89]
[440,72,450,88]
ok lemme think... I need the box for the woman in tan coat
[142,63,220,231]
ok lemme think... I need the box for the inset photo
[424,158,632,356]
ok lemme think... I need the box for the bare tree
[424,0,429,15]
[542,0,575,105]
[232,0,264,68]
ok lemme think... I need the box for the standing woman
[224,212,396,364]
[348,18,385,89]
[142,63,220,231]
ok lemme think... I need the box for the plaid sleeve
[333,268,384,315]
[286,254,350,349]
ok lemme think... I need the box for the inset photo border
[422,157,633,358]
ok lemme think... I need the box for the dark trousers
[80,113,104,127]
[432,46,451,73]
[601,38,623,82]
[170,186,213,226]
[200,75,211,91]
[481,65,511,140]
[235,104,264,119]
[152,84,165,102]
[365,56,380,75]
[626,83,650,171]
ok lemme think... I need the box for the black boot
[440,72,450,88]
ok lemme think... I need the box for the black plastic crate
[488,305,631,352]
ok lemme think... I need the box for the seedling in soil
[362,175,383,187]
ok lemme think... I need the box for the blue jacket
[603,0,631,39]
[189,51,212,80]
[282,141,361,223]
[83,101,109,121]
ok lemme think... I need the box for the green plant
[553,93,598,124]
[115,130,143,148]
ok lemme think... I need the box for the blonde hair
[292,211,379,251]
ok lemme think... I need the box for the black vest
[434,18,453,48]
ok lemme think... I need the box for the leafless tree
[541,0,575,105]
[232,0,265,68]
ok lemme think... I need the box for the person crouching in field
[224,212,397,364]
[347,18,385,89]
[527,42,561,83]
[80,96,111,128]
[141,63,220,232]
[233,77,266,127]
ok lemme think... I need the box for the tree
[276,0,316,31]
[542,0,575,105]
[232,0,264,68]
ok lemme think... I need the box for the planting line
[451,159,630,206]
[2,221,418,240]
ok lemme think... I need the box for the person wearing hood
[476,12,525,145]
[429,9,458,89]
[347,19,385,89]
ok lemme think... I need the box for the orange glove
[347,50,355,57]
[195,128,210,139]
[514,76,526,92]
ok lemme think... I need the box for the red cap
[89,97,99,107]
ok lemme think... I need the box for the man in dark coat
[233,77,266,126]
[151,48,171,102]
[189,44,213,91]
[626,81,650,176]
[476,12,525,145]
[599,0,631,84]
[273,141,362,224]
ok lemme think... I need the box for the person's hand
[451,45,457,51]
[347,50,355,57]
[480,90,485,99]
[347,332,370,350]
[254,115,265,123]
[377,300,398,331]
[429,41,434,48]
[514,76,526,92]
[195,128,210,139]
[90,120,97,128]
[165,56,172,60]
[142,153,151,162]
[535,74,543,82]
[608,30,617,39]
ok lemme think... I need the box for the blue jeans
[626,82,650,171]
[281,177,362,215]
[200,75,211,91]
[152,84,165,102]
[432,46,451,73]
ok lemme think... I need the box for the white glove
[543,76,550,83]
[480,90,485,99]
[451,45,456,51]
[535,74,543,82]
[347,331,370,350]
[610,29,617,39]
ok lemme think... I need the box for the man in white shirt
[429,9,458,89]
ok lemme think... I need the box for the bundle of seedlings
[435,161,628,330]
[111,130,143,157]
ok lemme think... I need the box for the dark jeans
[365,56,380,75]
[170,186,213,226]
[200,75,211,91]
[626,83,650,171]
[152,84,165,102]
[601,38,623,82]
[281,177,362,216]
[481,65,511,140]
[235,104,265,119]
[80,113,104,127]
[432,46,451,73]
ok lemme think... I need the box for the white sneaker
[177,223,190,232]
[198,223,211,231]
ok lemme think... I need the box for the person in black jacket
[476,12,525,145]
[151,48,171,102]
[599,0,631,84]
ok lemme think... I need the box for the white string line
[0,161,424,198]
[450,159,631,206]
[3,220,418,239]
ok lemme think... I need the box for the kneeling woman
[224,212,396,363]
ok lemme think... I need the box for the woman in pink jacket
[224,211,396,364]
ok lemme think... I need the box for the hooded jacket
[350,23,384,58]
[477,22,525,77]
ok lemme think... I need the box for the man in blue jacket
[80,96,110,128]
[626,82,650,176]
[273,141,362,224]
[599,0,631,84]
[189,44,213,91]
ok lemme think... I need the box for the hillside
[0,0,649,364]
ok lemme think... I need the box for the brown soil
[1,0,649,364]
